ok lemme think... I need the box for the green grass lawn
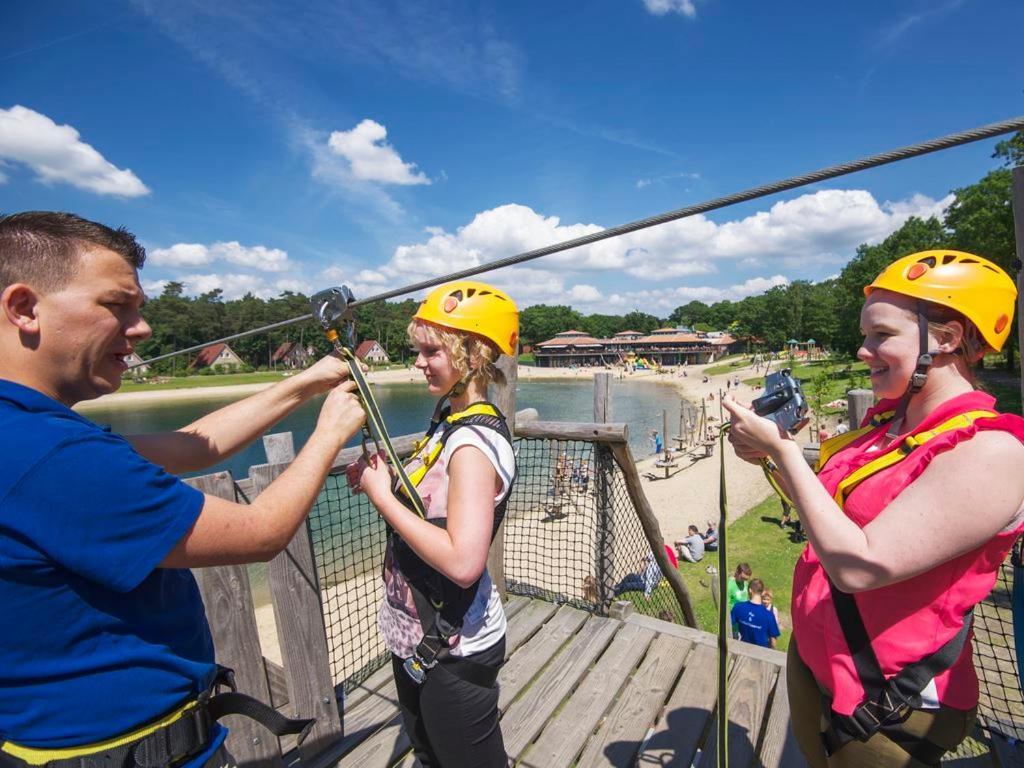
[620,493,805,649]
[701,354,747,376]
[119,371,294,392]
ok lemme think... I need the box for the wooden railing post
[847,389,874,429]
[253,433,343,762]
[488,355,518,600]
[607,442,698,627]
[186,471,284,766]
[1012,165,1024,413]
[593,373,615,611]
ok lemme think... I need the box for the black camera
[751,369,809,435]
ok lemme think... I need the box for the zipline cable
[137,114,1024,368]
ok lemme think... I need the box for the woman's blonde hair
[408,319,507,390]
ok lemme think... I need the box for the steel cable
[139,115,1024,367]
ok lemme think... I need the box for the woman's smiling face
[858,290,926,400]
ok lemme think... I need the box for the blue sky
[2,0,1022,314]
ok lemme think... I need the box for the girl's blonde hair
[408,319,507,390]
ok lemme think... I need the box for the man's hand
[315,380,365,443]
[295,353,355,397]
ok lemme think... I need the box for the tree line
[138,134,1022,373]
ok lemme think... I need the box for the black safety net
[307,434,687,694]
[972,547,1024,742]
[503,438,684,624]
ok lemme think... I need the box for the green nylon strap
[340,347,426,518]
[718,422,729,768]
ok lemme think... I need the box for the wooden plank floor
[324,597,806,768]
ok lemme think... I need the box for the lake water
[80,377,691,477]
[79,376,690,605]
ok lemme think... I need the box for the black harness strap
[0,667,313,768]
[822,580,973,763]
[390,403,516,685]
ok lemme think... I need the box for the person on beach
[0,212,366,766]
[724,250,1024,765]
[348,280,518,768]
[731,578,780,649]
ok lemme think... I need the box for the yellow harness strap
[400,403,502,496]
[1,700,199,765]
[815,410,897,472]
[830,409,996,505]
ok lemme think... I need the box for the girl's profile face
[412,323,460,396]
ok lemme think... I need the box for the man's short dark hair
[748,578,765,595]
[0,211,146,294]
[688,525,699,535]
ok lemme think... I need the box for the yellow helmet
[864,250,1017,352]
[413,280,519,355]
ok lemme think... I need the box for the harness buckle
[402,652,436,685]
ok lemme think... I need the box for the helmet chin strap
[429,369,477,425]
[886,301,936,440]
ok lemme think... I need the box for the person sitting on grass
[615,544,678,599]
[731,579,780,649]
[702,520,719,551]
[674,525,705,563]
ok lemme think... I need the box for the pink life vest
[792,390,1024,716]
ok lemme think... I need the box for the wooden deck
[314,596,802,768]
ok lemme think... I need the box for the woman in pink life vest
[724,250,1024,766]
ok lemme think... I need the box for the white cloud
[327,119,430,186]
[372,189,949,288]
[570,284,602,302]
[150,241,290,272]
[350,188,949,311]
[0,105,149,197]
[636,171,700,189]
[642,0,696,18]
[175,273,312,300]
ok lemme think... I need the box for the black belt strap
[822,580,972,761]
[0,667,315,768]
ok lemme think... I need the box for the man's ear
[1,283,41,334]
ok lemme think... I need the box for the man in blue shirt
[730,578,780,649]
[0,213,367,766]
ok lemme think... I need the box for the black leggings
[392,638,507,768]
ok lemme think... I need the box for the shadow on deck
[316,596,801,768]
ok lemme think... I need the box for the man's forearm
[248,427,343,551]
[130,374,318,473]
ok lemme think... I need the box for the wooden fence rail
[186,372,702,764]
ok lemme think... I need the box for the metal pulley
[310,286,356,350]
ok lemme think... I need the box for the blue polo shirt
[0,380,224,760]
[730,600,780,648]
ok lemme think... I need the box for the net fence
[503,438,682,623]
[304,432,1024,751]
[307,434,686,694]
[972,546,1024,742]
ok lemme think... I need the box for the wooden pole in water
[662,408,670,478]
